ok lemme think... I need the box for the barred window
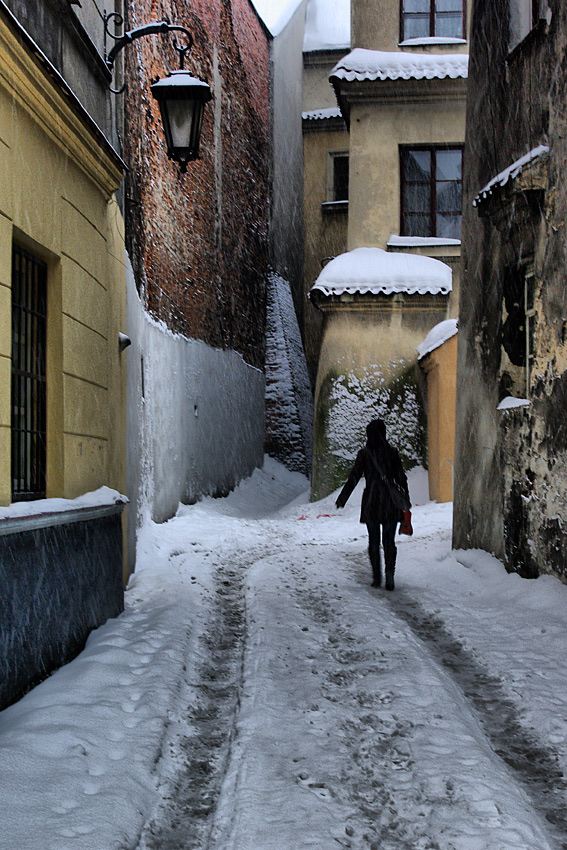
[11,245,47,501]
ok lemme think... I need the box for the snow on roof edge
[249,0,305,37]
[302,106,343,120]
[330,48,469,83]
[310,247,452,299]
[417,318,458,360]
[473,145,549,207]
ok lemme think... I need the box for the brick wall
[124,0,270,370]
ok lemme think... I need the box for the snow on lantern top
[310,247,452,299]
[330,48,468,83]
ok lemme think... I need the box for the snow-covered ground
[2,458,567,850]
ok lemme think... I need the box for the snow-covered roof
[303,0,350,52]
[417,319,458,360]
[310,247,452,298]
[388,235,461,248]
[250,0,305,37]
[302,106,343,121]
[473,145,549,207]
[330,48,468,83]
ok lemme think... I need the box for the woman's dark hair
[366,418,387,448]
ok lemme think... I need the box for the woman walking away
[335,418,411,591]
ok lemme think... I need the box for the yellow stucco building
[0,13,127,512]
[304,0,468,500]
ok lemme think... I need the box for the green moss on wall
[311,361,426,501]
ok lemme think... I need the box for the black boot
[385,550,396,591]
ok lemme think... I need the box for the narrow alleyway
[131,466,566,850]
[1,460,567,850]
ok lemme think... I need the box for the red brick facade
[124,0,270,370]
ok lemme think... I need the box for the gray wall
[0,508,124,709]
[126,259,265,571]
[270,1,308,327]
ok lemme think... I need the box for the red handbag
[399,510,413,535]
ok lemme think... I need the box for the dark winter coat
[336,439,410,525]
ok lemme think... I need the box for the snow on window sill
[388,235,461,247]
[399,37,467,47]
[497,396,531,412]
[322,200,349,213]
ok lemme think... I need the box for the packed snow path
[1,459,567,850]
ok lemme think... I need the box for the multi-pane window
[400,146,463,239]
[401,0,465,41]
[11,245,47,501]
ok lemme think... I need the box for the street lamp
[104,17,212,172]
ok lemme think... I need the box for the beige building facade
[305,0,468,500]
[0,12,127,511]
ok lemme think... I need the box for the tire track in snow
[133,556,250,850]
[388,589,567,850]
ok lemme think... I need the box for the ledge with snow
[310,246,452,305]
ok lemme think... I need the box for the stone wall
[453,0,567,579]
[0,507,124,710]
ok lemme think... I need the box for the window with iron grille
[11,245,47,501]
[400,146,463,238]
[401,0,465,41]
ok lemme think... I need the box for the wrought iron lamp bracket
[103,14,193,94]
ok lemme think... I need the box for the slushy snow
[1,457,566,850]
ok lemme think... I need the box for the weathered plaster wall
[453,0,567,578]
[303,125,349,382]
[420,334,457,502]
[347,98,466,251]
[351,0,470,51]
[311,297,447,498]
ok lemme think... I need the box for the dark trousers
[366,520,397,587]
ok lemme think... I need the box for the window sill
[388,235,461,247]
[322,200,349,214]
[399,37,467,47]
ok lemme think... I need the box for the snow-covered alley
[2,458,567,850]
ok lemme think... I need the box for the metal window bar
[11,245,47,501]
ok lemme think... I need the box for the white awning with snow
[310,247,452,298]
[330,48,468,83]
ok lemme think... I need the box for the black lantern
[104,18,212,172]
[151,71,212,171]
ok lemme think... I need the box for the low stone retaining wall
[0,498,125,709]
